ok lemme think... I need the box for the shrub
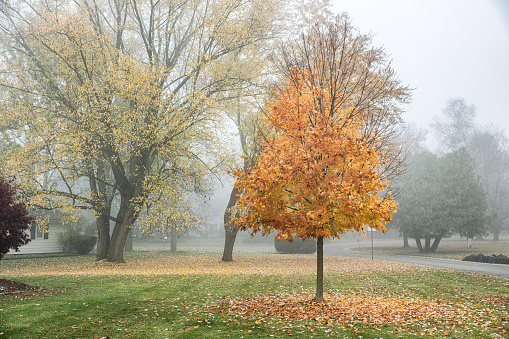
[462,253,509,265]
[68,234,97,255]
[59,220,97,255]
[274,237,316,254]
[0,176,34,259]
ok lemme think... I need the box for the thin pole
[371,228,374,260]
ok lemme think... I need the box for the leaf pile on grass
[220,293,506,336]
[223,293,466,325]
[3,253,431,277]
[0,279,40,294]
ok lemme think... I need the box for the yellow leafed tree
[0,0,283,262]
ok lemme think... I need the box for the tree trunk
[416,236,442,253]
[89,160,113,261]
[96,214,110,261]
[222,227,239,262]
[124,229,133,252]
[314,236,324,302]
[415,238,424,252]
[424,237,431,252]
[106,204,137,263]
[402,229,409,248]
[170,228,178,253]
[107,224,130,263]
[429,236,443,252]
[222,185,240,262]
[493,230,500,241]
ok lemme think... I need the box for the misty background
[333,0,509,145]
[194,0,509,243]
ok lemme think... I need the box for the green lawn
[1,251,508,338]
[355,239,509,260]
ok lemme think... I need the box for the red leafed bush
[0,175,34,259]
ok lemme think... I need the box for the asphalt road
[167,239,509,279]
[324,242,509,279]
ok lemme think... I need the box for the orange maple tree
[232,15,410,302]
[232,72,398,301]
[233,74,396,236]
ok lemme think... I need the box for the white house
[7,218,65,255]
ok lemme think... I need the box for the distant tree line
[394,98,509,251]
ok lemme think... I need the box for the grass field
[1,250,508,338]
[354,239,509,260]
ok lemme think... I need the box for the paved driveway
[324,242,509,279]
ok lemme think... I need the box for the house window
[30,222,49,239]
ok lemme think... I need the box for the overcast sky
[333,0,509,143]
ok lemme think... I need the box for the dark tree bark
[95,214,110,261]
[402,229,409,248]
[124,229,133,252]
[222,227,240,262]
[222,186,240,262]
[106,199,138,263]
[314,236,324,302]
[415,238,423,252]
[424,237,431,251]
[88,160,115,261]
[107,222,131,263]
[415,236,443,253]
[429,236,443,252]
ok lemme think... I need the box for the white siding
[6,219,65,255]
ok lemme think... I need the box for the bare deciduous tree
[431,98,477,154]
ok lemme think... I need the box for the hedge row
[462,253,509,264]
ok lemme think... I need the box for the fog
[194,1,509,240]
[333,0,509,144]
[124,1,509,249]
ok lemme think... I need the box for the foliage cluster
[233,15,410,240]
[468,128,509,240]
[0,176,33,259]
[232,14,410,300]
[0,0,284,263]
[429,98,509,241]
[233,73,397,241]
[395,149,487,252]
